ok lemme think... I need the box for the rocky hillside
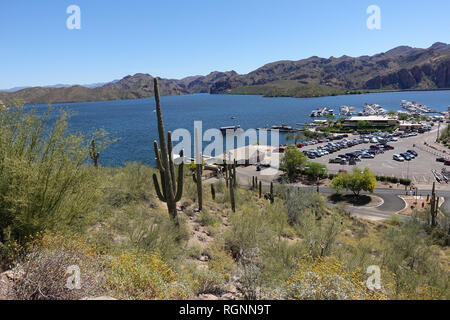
[1,42,449,104]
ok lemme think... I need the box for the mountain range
[1,42,449,105]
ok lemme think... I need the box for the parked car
[400,153,412,161]
[407,150,418,157]
[384,145,395,150]
[445,160,450,166]
[361,153,375,159]
[436,157,447,162]
[393,154,404,162]
[329,158,345,164]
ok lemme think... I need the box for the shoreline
[9,87,450,106]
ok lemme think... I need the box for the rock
[225,283,238,294]
[0,271,15,300]
[221,293,237,300]
[199,255,209,262]
[198,294,219,300]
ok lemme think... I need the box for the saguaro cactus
[430,182,438,227]
[194,128,203,211]
[229,177,236,212]
[270,182,274,204]
[211,184,216,200]
[152,78,184,221]
[259,181,262,198]
[89,138,100,167]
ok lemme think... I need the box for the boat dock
[310,107,334,117]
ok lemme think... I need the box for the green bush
[0,107,108,245]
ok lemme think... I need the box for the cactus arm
[168,131,177,189]
[174,150,184,202]
[153,173,166,202]
[153,141,164,171]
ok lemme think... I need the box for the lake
[29,90,450,167]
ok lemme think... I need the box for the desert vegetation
[0,81,448,300]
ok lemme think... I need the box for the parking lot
[300,128,447,185]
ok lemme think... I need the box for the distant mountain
[1,42,449,104]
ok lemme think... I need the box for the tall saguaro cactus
[430,182,438,227]
[152,78,184,221]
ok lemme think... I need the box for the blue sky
[0,0,449,88]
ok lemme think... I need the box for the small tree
[306,162,328,192]
[281,146,308,179]
[387,110,397,118]
[331,168,376,196]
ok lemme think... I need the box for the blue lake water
[29,90,450,167]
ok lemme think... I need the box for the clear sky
[0,0,449,89]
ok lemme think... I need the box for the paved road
[213,165,450,220]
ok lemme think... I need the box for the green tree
[387,110,397,117]
[398,113,410,121]
[305,162,328,192]
[331,168,376,196]
[281,146,307,179]
[357,121,372,130]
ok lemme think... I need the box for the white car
[361,153,374,159]
[393,154,404,162]
[391,137,399,142]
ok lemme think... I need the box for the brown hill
[1,42,449,104]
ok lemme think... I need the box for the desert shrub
[263,201,290,239]
[283,256,388,300]
[379,219,449,299]
[10,233,106,300]
[102,162,155,207]
[111,205,189,263]
[183,262,226,296]
[183,174,198,202]
[198,209,219,227]
[299,213,343,258]
[207,241,236,281]
[0,107,109,244]
[276,185,327,225]
[262,240,306,285]
[108,250,190,300]
[237,247,263,300]
[225,204,273,259]
[186,243,203,260]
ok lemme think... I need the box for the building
[343,116,399,127]
[398,121,424,131]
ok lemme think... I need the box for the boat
[270,124,299,132]
[310,107,335,117]
[220,125,241,135]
